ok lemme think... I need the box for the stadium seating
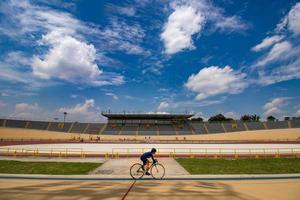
[175,123,193,135]
[27,121,49,130]
[205,122,225,133]
[120,124,138,135]
[158,124,176,135]
[0,118,299,136]
[5,119,27,128]
[266,121,289,129]
[84,123,106,134]
[291,119,300,128]
[0,119,4,127]
[70,122,88,133]
[47,122,72,132]
[138,124,158,135]
[223,121,246,132]
[189,122,207,134]
[245,121,266,130]
[102,124,121,135]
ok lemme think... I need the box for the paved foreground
[90,158,189,176]
[0,178,299,200]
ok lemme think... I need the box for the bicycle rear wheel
[130,163,144,179]
[150,163,165,179]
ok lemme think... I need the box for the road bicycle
[130,160,165,179]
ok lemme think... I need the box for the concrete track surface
[0,178,299,200]
[4,143,300,152]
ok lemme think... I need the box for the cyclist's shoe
[145,172,151,176]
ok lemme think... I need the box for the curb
[1,174,300,181]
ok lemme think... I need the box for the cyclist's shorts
[140,157,148,165]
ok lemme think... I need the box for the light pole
[63,112,67,123]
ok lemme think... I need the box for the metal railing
[1,147,300,159]
[0,147,85,158]
[111,147,300,155]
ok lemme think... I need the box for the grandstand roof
[101,113,194,120]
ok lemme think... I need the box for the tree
[267,115,276,121]
[284,117,290,121]
[250,114,260,121]
[208,114,231,122]
[240,115,251,121]
[190,117,203,122]
[240,114,260,122]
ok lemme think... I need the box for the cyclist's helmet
[151,148,157,153]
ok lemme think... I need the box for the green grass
[176,158,300,174]
[0,160,102,175]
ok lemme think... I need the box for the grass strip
[0,160,101,175]
[176,158,300,174]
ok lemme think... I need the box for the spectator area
[0,118,300,136]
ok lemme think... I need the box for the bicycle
[130,160,165,179]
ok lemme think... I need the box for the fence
[1,147,300,159]
[111,147,300,158]
[0,147,85,158]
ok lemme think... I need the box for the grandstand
[0,113,300,136]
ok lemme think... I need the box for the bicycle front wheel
[130,163,144,180]
[150,163,165,179]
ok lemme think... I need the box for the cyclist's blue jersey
[141,151,154,161]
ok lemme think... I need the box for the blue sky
[0,0,300,122]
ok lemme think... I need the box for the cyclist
[140,148,157,175]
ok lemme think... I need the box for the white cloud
[1,92,9,97]
[0,55,57,88]
[99,18,148,55]
[10,102,40,119]
[105,93,119,100]
[185,66,247,100]
[5,51,31,66]
[252,2,300,86]
[168,98,226,111]
[118,7,136,16]
[0,100,6,107]
[161,0,248,54]
[0,0,89,41]
[295,109,300,116]
[124,95,136,100]
[70,94,78,99]
[255,41,292,67]
[0,0,125,88]
[32,32,106,86]
[158,101,170,111]
[7,100,104,122]
[59,99,95,114]
[276,2,300,35]
[263,97,287,116]
[213,15,248,32]
[161,5,205,54]
[257,55,300,85]
[9,102,58,121]
[58,99,105,122]
[190,112,205,119]
[251,35,284,52]
[287,3,300,35]
[146,111,170,114]
[225,112,237,119]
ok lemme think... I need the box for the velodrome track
[0,177,299,200]
[1,127,300,142]
[2,143,300,154]
[0,127,299,157]
[1,128,300,199]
